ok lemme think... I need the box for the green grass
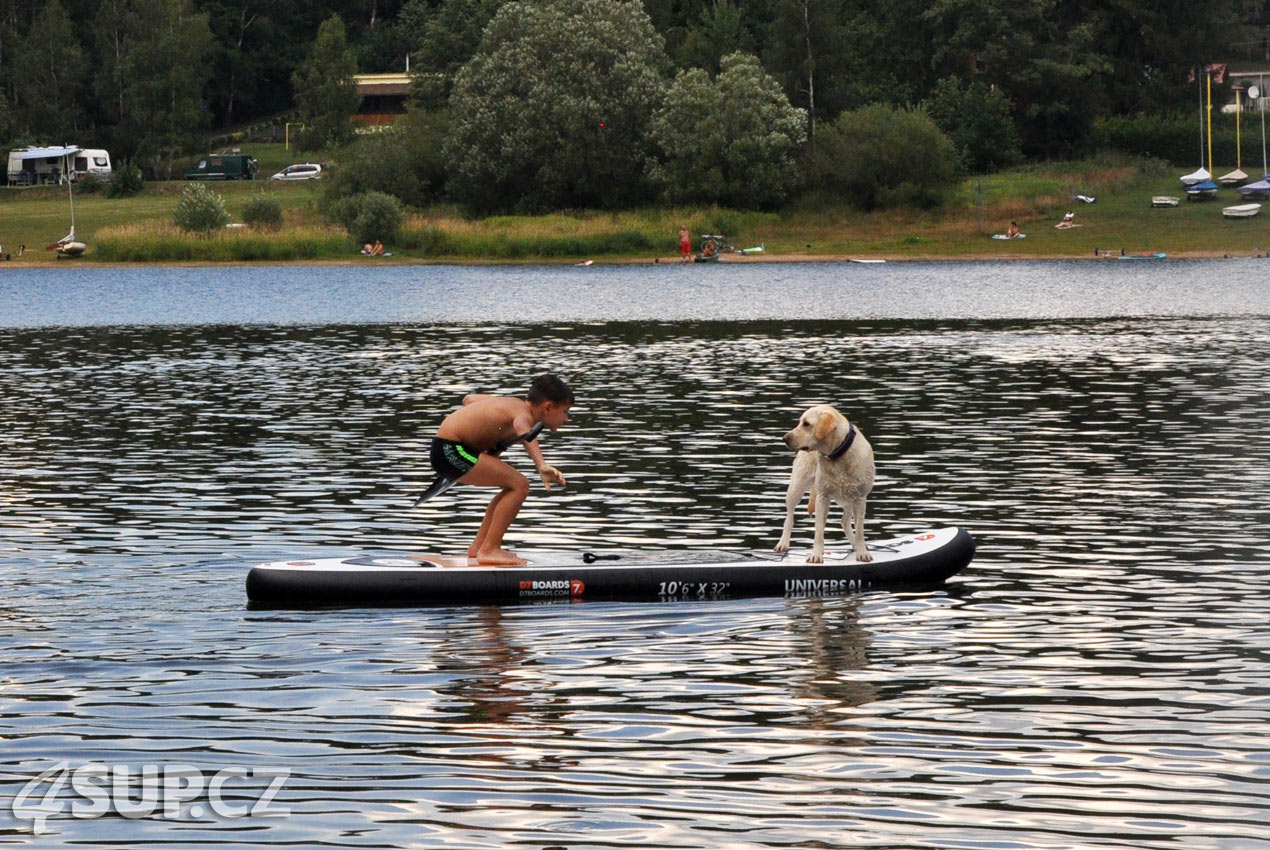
[5,155,1270,263]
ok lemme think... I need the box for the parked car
[270,163,322,181]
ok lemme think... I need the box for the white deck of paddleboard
[253,528,958,573]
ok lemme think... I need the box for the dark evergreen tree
[291,14,361,151]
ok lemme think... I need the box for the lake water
[1,261,1267,849]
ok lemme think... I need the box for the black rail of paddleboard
[246,528,974,608]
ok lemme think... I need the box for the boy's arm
[523,436,566,492]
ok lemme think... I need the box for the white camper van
[7,146,112,185]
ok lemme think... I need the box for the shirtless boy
[430,374,573,565]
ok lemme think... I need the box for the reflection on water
[0,287,1268,847]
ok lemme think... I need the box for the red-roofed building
[353,73,410,128]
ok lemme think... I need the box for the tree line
[0,0,1264,197]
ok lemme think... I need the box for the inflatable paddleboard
[246,527,974,608]
[991,233,1026,240]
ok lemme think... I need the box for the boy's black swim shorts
[430,437,480,480]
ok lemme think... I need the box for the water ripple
[0,290,1268,847]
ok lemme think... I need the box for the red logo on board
[570,580,585,596]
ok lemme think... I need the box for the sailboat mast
[1237,89,1243,169]
[1207,71,1214,175]
[1262,74,1267,177]
[66,154,76,233]
[1199,70,1206,169]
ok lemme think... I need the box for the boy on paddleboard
[429,374,572,565]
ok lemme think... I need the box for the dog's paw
[774,541,790,553]
[856,551,873,562]
[805,553,824,564]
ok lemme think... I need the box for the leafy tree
[404,0,505,108]
[920,0,1110,157]
[119,0,216,178]
[174,182,230,233]
[12,0,88,138]
[0,90,12,144]
[203,0,301,126]
[677,0,753,73]
[648,52,807,207]
[446,0,669,212]
[807,103,959,209]
[925,76,1022,173]
[292,14,360,152]
[762,0,861,139]
[92,0,129,131]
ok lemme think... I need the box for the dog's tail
[807,493,817,517]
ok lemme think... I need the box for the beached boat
[1180,167,1211,186]
[28,146,89,257]
[1152,196,1181,207]
[1185,180,1219,201]
[1222,203,1262,218]
[1236,177,1270,199]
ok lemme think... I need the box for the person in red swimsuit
[679,225,691,262]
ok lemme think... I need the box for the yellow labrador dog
[775,404,874,563]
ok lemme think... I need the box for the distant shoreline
[5,250,1269,269]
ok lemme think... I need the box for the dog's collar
[826,424,856,461]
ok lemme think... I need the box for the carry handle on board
[414,422,545,507]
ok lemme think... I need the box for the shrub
[328,191,402,244]
[173,183,229,234]
[105,160,144,198]
[807,104,959,210]
[240,194,284,230]
[76,173,105,194]
[322,109,450,209]
[1093,113,1239,167]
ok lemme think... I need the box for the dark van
[185,152,258,181]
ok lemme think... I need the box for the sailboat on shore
[1219,87,1249,184]
[39,146,87,257]
[1182,68,1212,186]
[1237,76,1270,201]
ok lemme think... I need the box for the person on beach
[1006,221,1020,238]
[430,375,573,565]
[679,225,691,262]
[1055,210,1075,229]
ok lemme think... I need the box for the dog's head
[783,404,849,453]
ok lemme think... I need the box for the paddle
[413,421,545,507]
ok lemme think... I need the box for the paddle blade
[413,475,458,507]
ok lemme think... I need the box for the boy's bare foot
[474,548,527,566]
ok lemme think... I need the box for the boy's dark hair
[527,374,573,405]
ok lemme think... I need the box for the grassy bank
[5,155,1270,264]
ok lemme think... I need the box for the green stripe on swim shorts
[456,444,479,465]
